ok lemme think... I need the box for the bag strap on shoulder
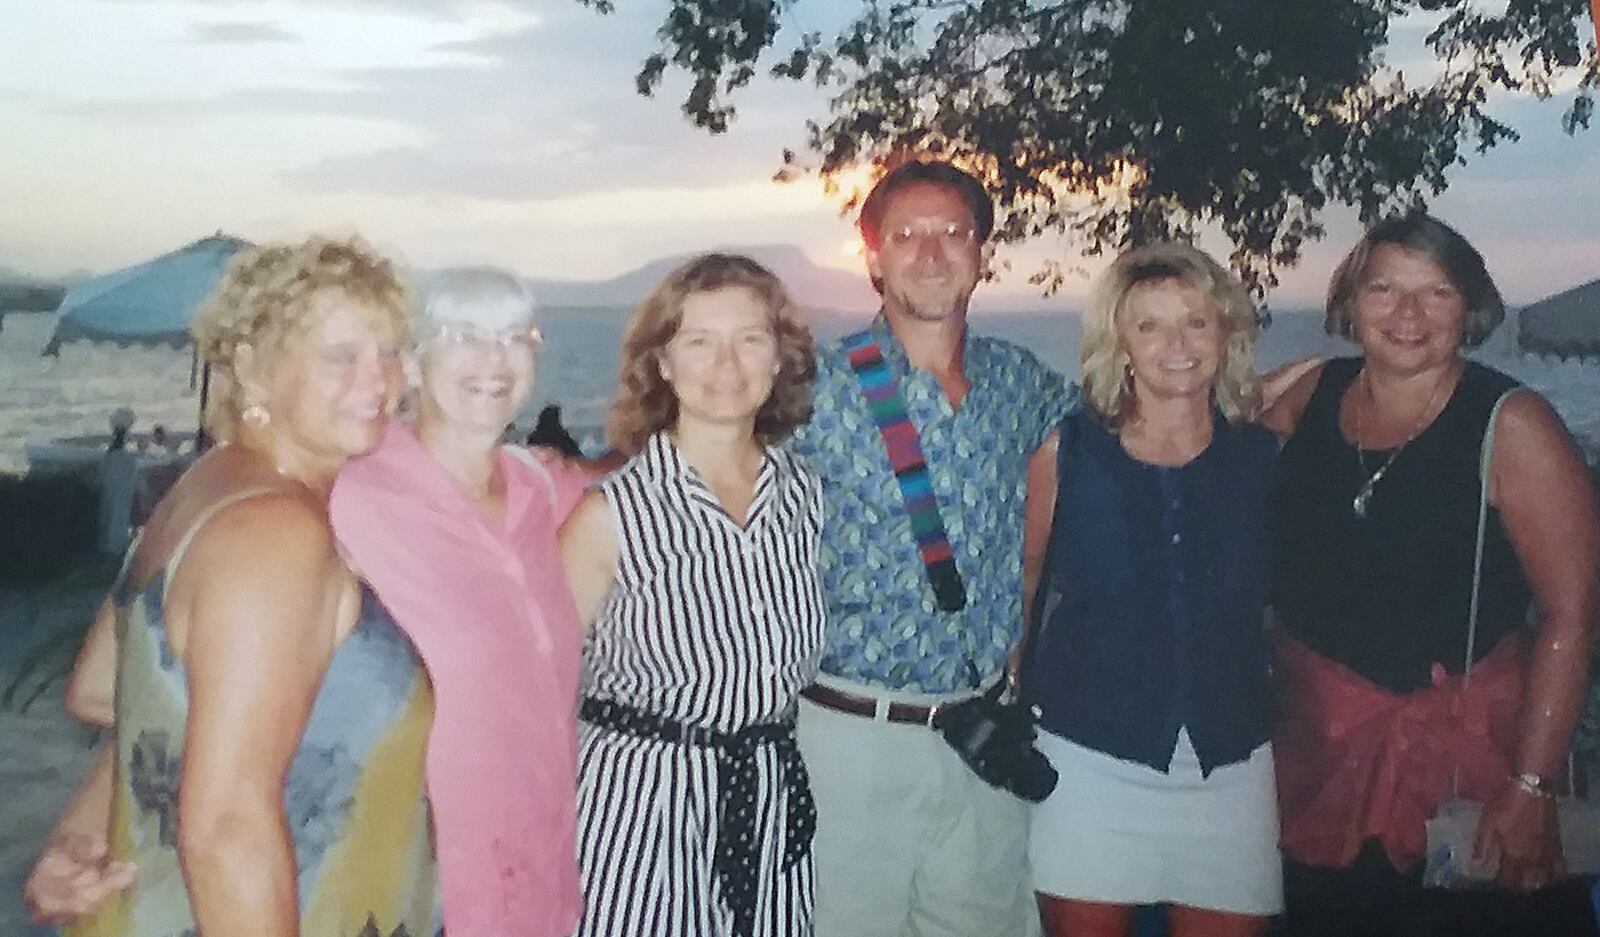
[1451,387,1517,800]
[842,329,967,613]
[1462,387,1518,687]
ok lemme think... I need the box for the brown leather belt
[800,684,945,728]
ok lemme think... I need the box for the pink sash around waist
[1273,632,1525,871]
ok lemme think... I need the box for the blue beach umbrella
[44,233,252,354]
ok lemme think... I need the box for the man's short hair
[857,161,995,251]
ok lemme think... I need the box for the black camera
[932,681,1058,803]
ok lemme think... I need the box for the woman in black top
[1265,214,1598,935]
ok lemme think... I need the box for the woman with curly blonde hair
[1022,241,1282,937]
[26,236,438,937]
[561,253,825,936]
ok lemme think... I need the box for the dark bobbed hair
[857,160,995,252]
[1325,213,1505,348]
[606,253,816,454]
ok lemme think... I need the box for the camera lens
[1008,751,1059,803]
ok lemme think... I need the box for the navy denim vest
[1025,410,1276,775]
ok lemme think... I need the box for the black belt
[800,683,947,726]
[580,697,815,937]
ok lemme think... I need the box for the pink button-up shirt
[330,424,586,937]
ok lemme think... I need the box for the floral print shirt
[789,314,1077,694]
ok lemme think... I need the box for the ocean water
[2,305,1597,474]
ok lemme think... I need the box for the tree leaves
[588,0,1598,297]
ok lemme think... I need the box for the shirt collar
[639,429,792,495]
[638,430,683,485]
[383,422,537,529]
[866,311,974,377]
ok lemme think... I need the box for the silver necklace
[1350,366,1453,519]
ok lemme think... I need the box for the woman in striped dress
[559,253,825,937]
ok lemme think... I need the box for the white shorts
[1029,728,1283,916]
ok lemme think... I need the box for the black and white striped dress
[576,431,826,937]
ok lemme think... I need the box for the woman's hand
[1472,784,1564,891]
[24,742,129,923]
[23,833,136,924]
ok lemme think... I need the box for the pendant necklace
[1350,365,1453,519]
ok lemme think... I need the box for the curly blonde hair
[606,253,816,454]
[192,235,410,440]
[1081,242,1261,427]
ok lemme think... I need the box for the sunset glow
[0,0,1593,306]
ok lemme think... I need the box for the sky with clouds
[0,0,1595,308]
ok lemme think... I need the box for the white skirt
[1028,728,1284,916]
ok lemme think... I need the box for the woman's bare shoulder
[560,489,614,539]
[131,451,318,589]
[1260,359,1328,439]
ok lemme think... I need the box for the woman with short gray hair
[330,266,588,937]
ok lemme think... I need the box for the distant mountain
[29,242,1080,322]
[530,244,881,315]
[0,263,70,312]
[0,281,66,312]
[527,243,1091,315]
[0,263,91,288]
[1519,277,1600,358]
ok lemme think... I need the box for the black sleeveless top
[1269,357,1532,694]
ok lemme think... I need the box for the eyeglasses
[429,322,543,353]
[885,221,977,249]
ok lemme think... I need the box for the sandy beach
[0,563,115,937]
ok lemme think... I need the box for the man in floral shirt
[790,160,1075,936]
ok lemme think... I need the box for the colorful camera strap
[842,329,967,613]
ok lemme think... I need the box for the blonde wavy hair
[1081,242,1261,427]
[606,253,816,454]
[192,235,410,441]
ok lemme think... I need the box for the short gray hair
[419,266,538,336]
